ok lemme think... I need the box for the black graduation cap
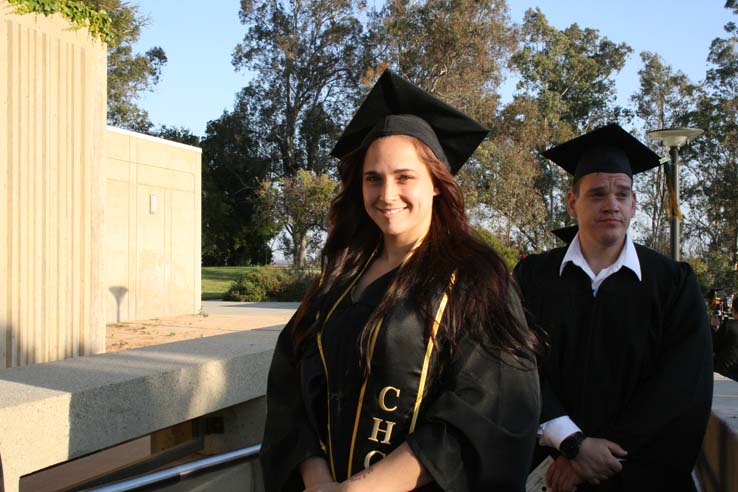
[542,123,661,180]
[551,225,579,244]
[330,69,489,175]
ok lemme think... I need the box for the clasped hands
[546,437,627,492]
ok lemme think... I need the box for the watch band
[559,431,585,460]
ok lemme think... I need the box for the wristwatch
[559,431,585,460]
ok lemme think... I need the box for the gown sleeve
[513,258,565,425]
[405,289,541,492]
[260,318,326,492]
[600,263,713,478]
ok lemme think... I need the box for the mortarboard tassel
[662,159,683,220]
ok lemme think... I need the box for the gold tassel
[663,160,683,220]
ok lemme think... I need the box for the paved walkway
[201,300,300,316]
[106,301,298,353]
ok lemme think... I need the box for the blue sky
[133,0,734,136]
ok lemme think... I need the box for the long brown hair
[291,136,545,370]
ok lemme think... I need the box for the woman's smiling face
[362,135,439,245]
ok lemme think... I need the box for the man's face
[567,172,636,248]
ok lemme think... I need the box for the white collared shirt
[539,232,642,449]
[559,232,642,296]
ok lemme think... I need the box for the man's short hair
[572,178,581,196]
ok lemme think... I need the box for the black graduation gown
[260,269,541,492]
[514,244,713,492]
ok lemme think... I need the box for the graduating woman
[260,70,543,492]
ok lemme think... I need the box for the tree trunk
[732,222,738,274]
[292,230,309,267]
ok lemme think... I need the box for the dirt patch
[106,312,293,352]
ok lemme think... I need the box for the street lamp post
[646,127,704,261]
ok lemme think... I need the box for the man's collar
[559,232,641,280]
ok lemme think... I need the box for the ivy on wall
[8,0,115,44]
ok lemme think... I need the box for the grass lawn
[202,266,255,300]
[202,265,321,300]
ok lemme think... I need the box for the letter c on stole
[363,450,386,469]
[378,386,401,412]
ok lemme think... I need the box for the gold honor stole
[316,247,455,481]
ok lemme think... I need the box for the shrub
[223,266,319,302]
[473,227,521,270]
[275,271,320,301]
[223,277,266,302]
[246,267,290,298]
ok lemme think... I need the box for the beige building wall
[104,127,202,323]
[0,2,107,367]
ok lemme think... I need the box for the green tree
[368,0,516,122]
[231,0,368,266]
[257,170,338,267]
[513,9,631,132]
[686,1,738,291]
[367,0,526,247]
[475,96,549,248]
[492,8,632,250]
[232,0,368,178]
[630,52,698,255]
[153,125,201,146]
[200,95,274,266]
[81,0,167,132]
[473,226,520,270]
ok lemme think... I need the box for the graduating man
[514,124,713,492]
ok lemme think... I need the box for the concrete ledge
[0,328,281,492]
[3,330,736,492]
[696,375,738,492]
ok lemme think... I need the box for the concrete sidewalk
[201,300,300,316]
[106,302,298,353]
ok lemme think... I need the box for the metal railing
[82,444,261,492]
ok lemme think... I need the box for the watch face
[561,432,584,459]
[561,441,576,459]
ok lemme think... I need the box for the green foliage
[233,0,368,177]
[12,0,168,133]
[223,267,319,302]
[244,268,290,298]
[257,170,339,267]
[9,0,115,44]
[680,2,738,293]
[226,0,368,266]
[83,0,167,132]
[153,126,201,146]
[631,52,696,130]
[367,0,519,243]
[484,8,632,252]
[224,277,267,302]
[275,271,319,302]
[629,52,697,255]
[687,253,737,294]
[473,227,521,270]
[368,0,516,123]
[200,101,274,266]
[513,8,632,130]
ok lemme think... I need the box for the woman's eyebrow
[363,168,416,175]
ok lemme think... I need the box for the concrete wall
[695,377,738,492]
[0,329,277,492]
[0,1,107,367]
[103,127,202,323]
